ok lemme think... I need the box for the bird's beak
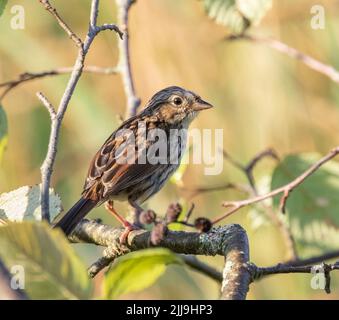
[192,98,213,111]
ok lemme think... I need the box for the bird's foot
[105,200,139,244]
[119,221,139,245]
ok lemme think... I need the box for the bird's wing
[82,115,168,202]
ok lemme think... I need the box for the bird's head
[144,86,213,126]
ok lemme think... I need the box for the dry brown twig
[226,34,339,85]
[183,148,297,259]
[221,148,298,260]
[183,183,250,199]
[0,66,118,101]
[222,147,279,191]
[39,0,83,47]
[213,146,339,224]
[223,31,339,258]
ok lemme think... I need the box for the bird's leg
[128,199,144,226]
[105,200,137,244]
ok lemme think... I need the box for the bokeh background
[1,0,339,299]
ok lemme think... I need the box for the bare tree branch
[88,249,224,282]
[0,259,28,300]
[249,261,339,294]
[116,0,141,118]
[37,0,122,222]
[181,255,223,282]
[70,219,251,300]
[0,66,117,101]
[213,146,339,224]
[288,250,339,267]
[70,219,339,297]
[227,34,339,85]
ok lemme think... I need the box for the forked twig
[213,147,339,224]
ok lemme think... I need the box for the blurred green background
[1,0,339,299]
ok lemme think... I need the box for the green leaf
[247,175,272,230]
[0,185,63,223]
[0,0,8,18]
[104,248,182,299]
[0,221,92,299]
[0,105,8,162]
[247,206,270,230]
[271,153,339,255]
[204,0,272,35]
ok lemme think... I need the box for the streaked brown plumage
[54,86,213,236]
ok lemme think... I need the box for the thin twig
[183,183,250,199]
[288,250,339,267]
[88,244,130,278]
[249,261,339,294]
[181,255,222,282]
[0,66,118,101]
[116,0,141,118]
[39,0,83,48]
[172,202,195,227]
[222,148,298,260]
[36,92,56,119]
[222,148,278,191]
[182,203,195,223]
[94,24,123,37]
[244,148,279,190]
[38,0,122,221]
[227,34,339,84]
[221,149,244,171]
[213,147,339,224]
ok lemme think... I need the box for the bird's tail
[53,198,96,236]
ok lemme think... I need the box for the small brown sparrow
[54,86,213,240]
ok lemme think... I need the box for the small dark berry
[151,222,168,245]
[194,217,212,232]
[140,210,156,225]
[165,202,182,223]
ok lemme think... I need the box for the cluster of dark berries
[165,202,182,223]
[150,222,168,245]
[140,209,157,225]
[139,202,212,245]
[139,202,183,226]
[194,217,212,232]
[139,208,167,245]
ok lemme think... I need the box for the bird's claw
[119,223,139,245]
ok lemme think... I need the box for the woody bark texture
[70,219,251,300]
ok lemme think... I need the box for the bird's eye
[173,97,183,105]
